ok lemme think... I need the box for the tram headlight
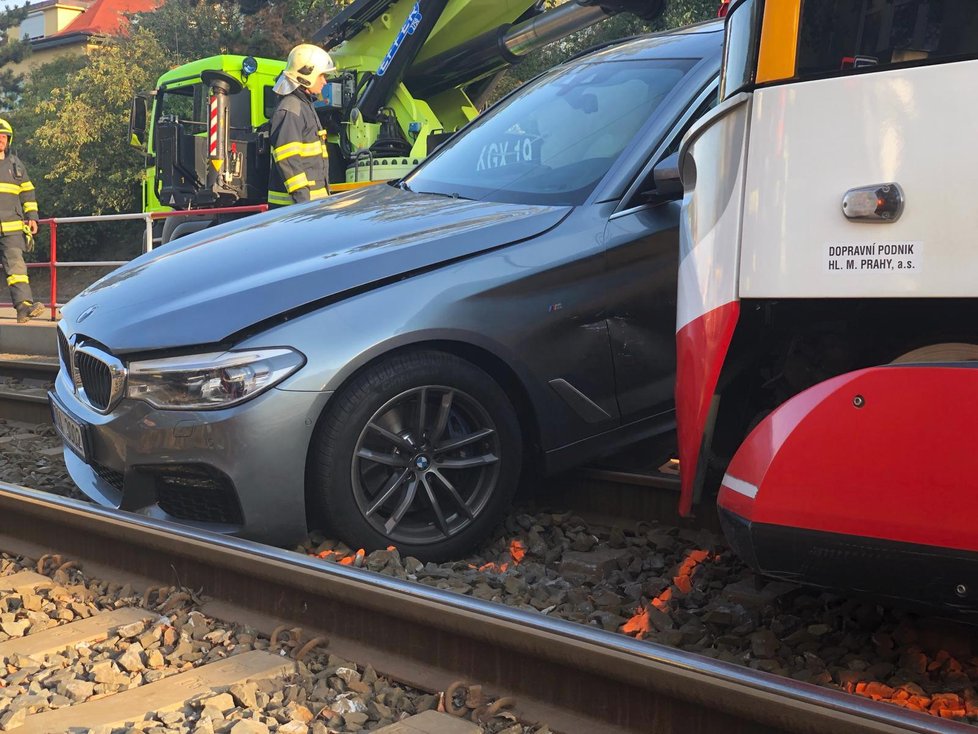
[126,348,305,409]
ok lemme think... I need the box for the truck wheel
[309,350,522,562]
[160,215,216,246]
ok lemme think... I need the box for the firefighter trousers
[0,233,34,307]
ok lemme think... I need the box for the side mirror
[263,86,277,120]
[651,151,683,199]
[129,93,150,151]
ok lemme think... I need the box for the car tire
[309,350,522,562]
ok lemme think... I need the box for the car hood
[62,185,570,352]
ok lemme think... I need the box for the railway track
[0,482,968,734]
[0,357,974,734]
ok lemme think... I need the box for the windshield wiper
[397,179,413,192]
[414,189,474,201]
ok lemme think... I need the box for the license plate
[49,392,88,462]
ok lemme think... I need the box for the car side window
[664,89,718,159]
[623,84,719,210]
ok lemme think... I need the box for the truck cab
[129,55,285,215]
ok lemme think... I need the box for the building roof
[52,0,158,37]
[24,0,93,12]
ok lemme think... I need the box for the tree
[0,3,31,110]
[3,31,174,260]
[15,30,172,216]
[655,0,721,30]
[129,0,247,58]
[239,0,348,58]
[4,30,173,260]
[126,0,343,65]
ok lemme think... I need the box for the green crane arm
[322,0,665,121]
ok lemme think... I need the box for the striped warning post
[209,95,219,159]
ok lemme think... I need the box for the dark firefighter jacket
[0,154,38,238]
[268,88,330,206]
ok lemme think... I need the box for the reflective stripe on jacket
[0,154,38,224]
[267,89,330,206]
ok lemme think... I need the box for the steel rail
[0,356,58,382]
[0,389,51,423]
[0,483,968,734]
[0,356,56,423]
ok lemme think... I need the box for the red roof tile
[54,0,159,37]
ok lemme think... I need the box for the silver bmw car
[51,22,722,560]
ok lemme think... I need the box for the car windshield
[405,57,694,206]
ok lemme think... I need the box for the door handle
[842,183,904,222]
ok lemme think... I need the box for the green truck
[128,0,663,239]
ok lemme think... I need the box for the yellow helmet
[283,44,335,88]
[0,118,13,143]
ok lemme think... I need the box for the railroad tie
[0,607,155,660]
[0,573,297,732]
[0,571,53,593]
[375,710,482,733]
[16,650,295,733]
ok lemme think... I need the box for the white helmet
[283,44,335,88]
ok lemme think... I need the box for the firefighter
[0,118,43,324]
[268,44,335,207]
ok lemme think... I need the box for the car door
[604,82,719,422]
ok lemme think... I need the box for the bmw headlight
[126,348,305,409]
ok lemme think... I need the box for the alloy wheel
[351,385,501,546]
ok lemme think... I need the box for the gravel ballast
[0,554,546,733]
[5,424,977,726]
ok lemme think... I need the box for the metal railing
[8,205,268,321]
